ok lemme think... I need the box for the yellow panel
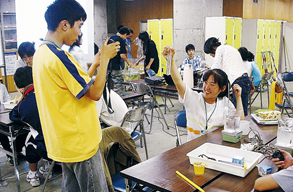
[274,21,281,53]
[233,18,242,49]
[263,20,270,51]
[147,20,160,75]
[160,19,173,76]
[269,21,276,50]
[256,20,264,52]
[225,18,234,46]
[256,52,265,76]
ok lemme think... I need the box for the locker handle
[226,35,227,40]
[161,35,163,40]
[234,35,236,40]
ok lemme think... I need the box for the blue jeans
[61,149,108,192]
[232,76,251,116]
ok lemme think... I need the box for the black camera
[272,150,284,161]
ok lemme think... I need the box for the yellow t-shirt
[33,44,101,163]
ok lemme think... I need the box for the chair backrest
[130,82,152,96]
[276,73,292,104]
[120,104,149,133]
[175,110,186,128]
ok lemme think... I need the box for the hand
[233,84,242,98]
[271,149,293,169]
[145,65,150,70]
[92,51,102,67]
[100,38,120,63]
[162,46,175,60]
[128,63,134,68]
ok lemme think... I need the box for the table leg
[124,178,130,192]
[10,126,20,192]
[0,169,8,187]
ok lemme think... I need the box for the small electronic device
[272,150,284,161]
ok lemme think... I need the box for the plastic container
[193,162,206,175]
[239,120,251,135]
[122,69,141,82]
[187,143,263,177]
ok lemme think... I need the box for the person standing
[135,31,159,75]
[108,27,132,96]
[204,37,251,116]
[33,0,119,191]
[126,29,133,59]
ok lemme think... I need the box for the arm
[135,56,145,66]
[162,46,186,99]
[233,84,245,119]
[121,54,132,67]
[87,51,101,77]
[254,175,280,191]
[85,38,119,100]
[145,58,154,70]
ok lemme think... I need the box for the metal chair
[120,104,149,159]
[275,73,293,117]
[130,82,170,134]
[174,110,187,146]
[249,71,274,109]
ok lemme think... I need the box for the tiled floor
[0,89,277,191]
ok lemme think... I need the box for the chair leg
[260,88,263,109]
[41,161,56,192]
[267,85,270,109]
[141,122,148,159]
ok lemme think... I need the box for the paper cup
[240,120,250,135]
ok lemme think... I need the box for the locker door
[256,20,264,75]
[225,18,234,46]
[263,20,270,51]
[160,19,173,76]
[147,20,160,75]
[233,18,242,49]
[269,21,275,52]
[274,21,282,72]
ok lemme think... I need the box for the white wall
[282,22,293,72]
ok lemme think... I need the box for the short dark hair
[138,31,150,43]
[119,27,130,35]
[185,44,195,53]
[116,24,124,32]
[247,51,254,62]
[18,42,35,59]
[129,29,133,34]
[14,66,33,88]
[204,37,221,54]
[203,69,229,98]
[45,0,87,31]
[238,47,249,61]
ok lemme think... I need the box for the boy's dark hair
[129,29,133,34]
[248,51,254,62]
[203,69,229,98]
[204,37,221,54]
[119,27,130,35]
[116,24,124,32]
[238,47,249,61]
[14,66,33,88]
[18,42,35,59]
[185,44,195,53]
[138,31,150,43]
[45,0,87,31]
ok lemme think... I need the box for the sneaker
[26,171,40,187]
[39,161,52,179]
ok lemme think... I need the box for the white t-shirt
[272,165,293,192]
[0,83,10,104]
[96,89,129,130]
[211,45,247,84]
[69,46,88,72]
[179,85,235,141]
[243,61,252,77]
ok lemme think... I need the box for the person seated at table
[9,66,51,187]
[162,46,244,141]
[14,41,35,70]
[180,44,206,71]
[254,149,293,191]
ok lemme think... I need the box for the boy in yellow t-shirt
[33,0,119,191]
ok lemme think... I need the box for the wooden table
[120,118,278,192]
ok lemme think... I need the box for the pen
[176,171,205,192]
[14,95,17,104]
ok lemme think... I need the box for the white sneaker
[39,161,52,179]
[26,171,40,187]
